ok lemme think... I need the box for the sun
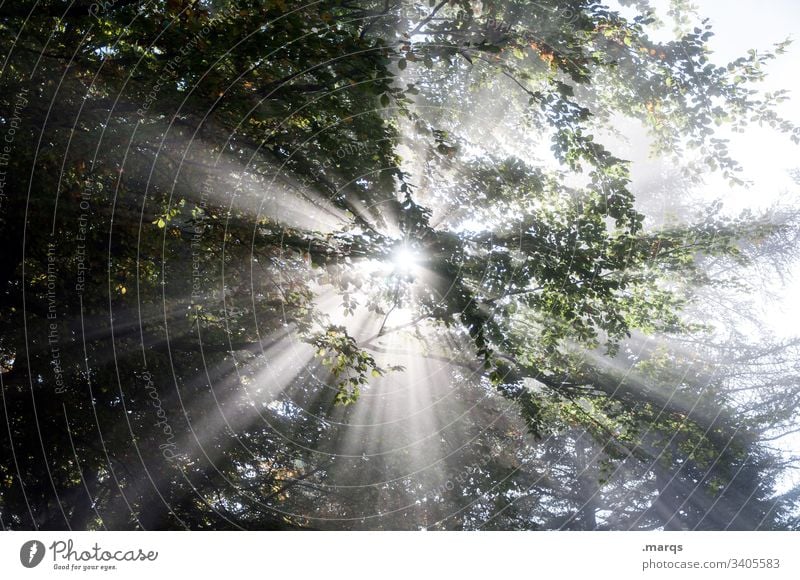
[391,245,421,274]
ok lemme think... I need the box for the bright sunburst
[391,245,422,274]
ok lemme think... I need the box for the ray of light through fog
[2,0,800,533]
[135,0,800,521]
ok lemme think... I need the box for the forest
[0,0,799,531]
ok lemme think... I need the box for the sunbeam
[2,0,799,544]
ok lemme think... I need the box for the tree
[0,0,798,530]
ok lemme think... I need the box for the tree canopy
[1,0,799,530]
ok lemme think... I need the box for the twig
[408,0,448,37]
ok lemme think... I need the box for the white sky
[698,0,800,339]
[701,0,800,203]
[656,1,800,487]
[636,0,800,339]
